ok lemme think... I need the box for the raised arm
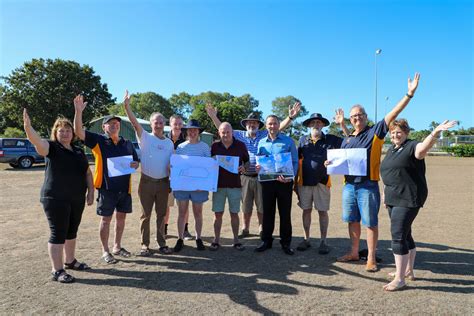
[73,95,87,141]
[23,108,49,156]
[334,108,350,136]
[280,101,301,131]
[384,73,420,126]
[205,103,222,130]
[415,120,457,160]
[123,90,143,138]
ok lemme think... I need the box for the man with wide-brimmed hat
[294,110,347,255]
[206,102,301,238]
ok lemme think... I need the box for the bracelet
[289,116,294,120]
[406,93,414,99]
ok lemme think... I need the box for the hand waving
[123,90,130,108]
[334,108,345,124]
[434,120,457,133]
[407,73,421,96]
[289,101,301,119]
[23,108,31,128]
[74,95,88,112]
[205,103,218,117]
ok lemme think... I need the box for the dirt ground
[0,156,473,314]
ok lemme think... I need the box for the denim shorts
[212,188,242,213]
[342,180,380,227]
[173,190,209,204]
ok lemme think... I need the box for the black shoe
[196,238,205,251]
[164,224,168,235]
[174,239,184,252]
[282,246,295,255]
[255,242,272,252]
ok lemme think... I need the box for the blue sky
[1,0,472,131]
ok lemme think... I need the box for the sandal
[102,252,118,264]
[159,246,173,255]
[388,271,416,281]
[209,242,220,251]
[51,269,75,283]
[233,243,245,251]
[64,259,91,271]
[139,248,151,257]
[112,247,131,258]
[366,261,378,272]
[336,253,360,262]
[383,280,407,292]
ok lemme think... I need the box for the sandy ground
[0,156,473,314]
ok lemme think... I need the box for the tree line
[1,58,471,142]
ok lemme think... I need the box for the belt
[141,173,169,182]
[243,174,258,178]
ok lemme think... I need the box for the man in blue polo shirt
[206,103,301,238]
[255,115,298,255]
[333,73,420,272]
[74,96,139,264]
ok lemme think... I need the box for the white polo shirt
[138,131,174,179]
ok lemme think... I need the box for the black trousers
[42,198,86,244]
[387,205,420,255]
[260,181,293,247]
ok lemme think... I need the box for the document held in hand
[170,154,219,192]
[107,155,136,177]
[326,148,367,176]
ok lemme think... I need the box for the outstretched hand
[407,73,421,96]
[205,103,218,117]
[289,101,301,119]
[74,95,87,112]
[334,108,345,124]
[23,108,31,128]
[434,120,457,133]
[123,90,130,108]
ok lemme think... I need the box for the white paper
[107,155,136,177]
[215,155,240,174]
[256,152,294,182]
[327,148,367,176]
[170,154,219,192]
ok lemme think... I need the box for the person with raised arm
[123,90,174,256]
[380,118,457,291]
[23,108,94,283]
[73,95,139,264]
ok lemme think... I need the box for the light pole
[385,96,389,116]
[375,49,382,122]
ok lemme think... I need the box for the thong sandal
[383,281,407,292]
[102,252,118,264]
[233,243,245,251]
[388,271,416,281]
[337,253,360,262]
[51,269,75,283]
[64,259,91,271]
[209,243,220,251]
[112,247,131,258]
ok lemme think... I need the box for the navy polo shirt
[84,131,138,193]
[341,119,388,183]
[298,133,343,186]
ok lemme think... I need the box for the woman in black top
[23,109,94,283]
[380,118,456,291]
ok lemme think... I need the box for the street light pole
[375,49,382,122]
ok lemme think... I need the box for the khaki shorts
[240,175,263,214]
[167,192,175,207]
[297,184,331,211]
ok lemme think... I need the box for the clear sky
[1,0,472,131]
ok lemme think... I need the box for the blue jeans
[342,181,380,227]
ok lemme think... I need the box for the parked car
[0,138,45,169]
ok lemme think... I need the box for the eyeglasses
[350,113,366,119]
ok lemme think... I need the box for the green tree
[409,129,431,141]
[169,92,193,119]
[327,118,352,137]
[108,91,175,120]
[189,92,260,132]
[271,96,308,138]
[0,58,114,136]
[1,127,25,138]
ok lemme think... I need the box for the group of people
[24,72,457,292]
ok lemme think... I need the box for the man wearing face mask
[294,111,348,254]
[206,103,301,238]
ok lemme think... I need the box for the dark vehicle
[0,138,45,169]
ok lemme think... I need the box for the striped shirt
[233,130,268,174]
[176,141,211,157]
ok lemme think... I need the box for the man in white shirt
[123,90,174,256]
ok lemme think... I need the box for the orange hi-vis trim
[369,134,385,181]
[91,144,103,189]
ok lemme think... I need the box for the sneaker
[183,230,194,241]
[238,229,250,239]
[196,238,205,251]
[318,240,330,255]
[296,240,311,251]
[174,239,184,252]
